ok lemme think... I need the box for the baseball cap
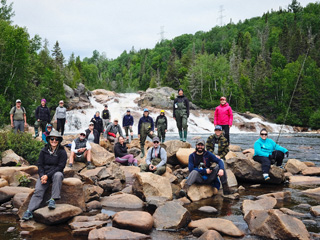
[153,137,160,142]
[144,108,149,112]
[16,99,21,103]
[215,125,222,131]
[196,139,205,145]
[114,118,119,122]
[89,122,94,126]
[127,109,130,112]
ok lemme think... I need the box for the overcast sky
[11,0,317,60]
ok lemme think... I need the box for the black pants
[57,118,66,136]
[253,150,284,174]
[221,125,230,144]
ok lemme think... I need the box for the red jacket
[214,103,233,126]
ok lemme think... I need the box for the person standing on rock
[104,119,123,143]
[173,88,189,142]
[253,128,289,181]
[90,111,103,136]
[155,110,168,143]
[85,122,100,144]
[69,130,96,169]
[179,139,234,197]
[206,125,229,160]
[138,108,155,158]
[10,99,27,134]
[114,136,138,166]
[22,130,67,221]
[214,96,233,145]
[102,105,111,130]
[122,109,134,143]
[55,100,67,136]
[34,99,51,138]
[140,137,167,175]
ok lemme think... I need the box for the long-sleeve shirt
[104,123,123,138]
[145,146,167,168]
[55,106,67,119]
[254,138,288,157]
[122,115,134,127]
[35,105,50,122]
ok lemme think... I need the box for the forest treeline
[0,0,320,129]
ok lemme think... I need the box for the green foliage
[0,131,44,165]
[310,110,320,129]
[17,174,31,187]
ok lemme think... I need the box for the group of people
[11,89,289,222]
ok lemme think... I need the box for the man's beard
[196,147,204,153]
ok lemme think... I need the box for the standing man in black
[102,105,111,131]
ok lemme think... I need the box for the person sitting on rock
[253,128,289,181]
[114,136,138,166]
[85,122,100,144]
[22,130,67,221]
[104,119,123,143]
[179,139,234,198]
[90,111,104,136]
[138,108,155,158]
[155,110,168,143]
[140,137,167,175]
[122,109,134,143]
[69,131,96,169]
[42,123,53,144]
[206,125,229,160]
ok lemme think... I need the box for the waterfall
[64,93,293,135]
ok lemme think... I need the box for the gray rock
[0,186,33,203]
[192,227,208,237]
[88,226,151,240]
[100,193,144,209]
[310,206,320,216]
[198,230,224,240]
[242,197,277,217]
[7,227,15,232]
[12,192,29,209]
[113,211,153,233]
[198,206,218,213]
[86,200,102,211]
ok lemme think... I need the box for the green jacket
[206,134,229,159]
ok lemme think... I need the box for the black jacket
[114,142,128,158]
[85,128,100,144]
[35,105,50,122]
[90,117,103,133]
[37,145,67,178]
[173,95,190,118]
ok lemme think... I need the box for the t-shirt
[10,107,26,121]
[87,133,95,143]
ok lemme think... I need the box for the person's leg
[69,151,75,165]
[57,119,61,132]
[60,119,66,136]
[185,170,205,186]
[34,120,40,137]
[161,128,166,143]
[147,131,156,140]
[182,115,188,142]
[272,150,285,166]
[140,131,147,158]
[115,156,129,165]
[16,121,24,133]
[253,155,271,175]
[13,121,19,134]
[125,126,129,139]
[154,165,166,175]
[175,113,183,140]
[51,172,64,200]
[40,121,47,133]
[129,126,133,140]
[222,125,230,144]
[27,178,49,212]
[140,163,150,172]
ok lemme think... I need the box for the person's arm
[10,114,13,127]
[150,117,154,131]
[185,98,190,118]
[85,141,92,150]
[208,151,225,170]
[164,116,168,130]
[138,118,142,134]
[155,116,159,128]
[188,153,207,175]
[46,149,67,178]
[219,137,229,159]
[105,124,111,133]
[35,106,39,120]
[254,140,269,157]
[272,139,288,153]
[173,99,176,118]
[156,148,167,168]
[71,141,77,153]
[118,125,124,137]
[228,106,233,127]
[37,150,45,177]
[145,148,152,165]
[24,112,27,125]
[122,116,126,127]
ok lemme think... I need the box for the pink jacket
[214,103,233,126]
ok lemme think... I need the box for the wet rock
[113,211,153,233]
[132,173,172,201]
[86,200,102,211]
[70,213,109,223]
[302,167,320,176]
[20,231,30,236]
[226,153,285,184]
[303,219,317,225]
[146,196,168,207]
[198,230,224,240]
[310,206,320,216]
[302,187,320,199]
[7,227,15,232]
[297,203,311,210]
[238,185,245,190]
[0,178,8,188]
[229,145,241,152]
[1,149,26,166]
[244,209,310,240]
[0,186,33,203]
[164,140,191,165]
[188,218,244,237]
[304,162,315,167]
[242,148,254,160]
[242,197,277,217]
[90,143,115,166]
[289,176,320,185]
[176,148,194,166]
[153,201,191,230]
[172,167,189,183]
[20,220,47,231]
[226,169,238,187]
[12,192,29,209]
[33,204,82,225]
[100,192,144,209]
[285,159,308,174]
[83,184,103,202]
[98,179,123,193]
[280,208,307,217]
[225,151,237,160]
[192,227,208,237]
[198,206,218,213]
[257,191,291,202]
[222,192,240,200]
[70,220,109,236]
[88,226,151,240]
[185,181,218,202]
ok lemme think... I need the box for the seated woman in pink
[114,136,138,166]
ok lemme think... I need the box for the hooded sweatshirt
[214,102,233,126]
[254,137,288,157]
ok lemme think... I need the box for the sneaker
[47,198,56,209]
[263,175,270,181]
[22,210,33,220]
[87,162,96,170]
[68,163,73,168]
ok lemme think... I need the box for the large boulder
[0,178,8,188]
[187,183,218,202]
[302,167,320,176]
[257,191,291,202]
[12,192,29,209]
[132,173,172,201]
[0,166,38,185]
[66,83,92,110]
[153,201,191,230]
[285,159,308,174]
[229,145,241,152]
[33,204,82,225]
[113,211,153,233]
[1,149,27,166]
[176,148,194,166]
[0,186,33,203]
[83,184,104,202]
[244,209,310,240]
[188,218,244,237]
[226,152,285,184]
[100,192,144,209]
[120,166,141,184]
[88,226,151,240]
[242,197,277,217]
[289,176,320,186]
[90,143,115,167]
[164,140,192,165]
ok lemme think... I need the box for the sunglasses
[50,137,59,141]
[80,133,86,136]
[153,141,159,144]
[260,133,268,136]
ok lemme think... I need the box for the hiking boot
[183,130,187,142]
[131,135,133,140]
[140,147,145,158]
[179,185,189,198]
[34,133,39,138]
[87,162,96,170]
[47,198,56,210]
[179,131,183,141]
[22,210,33,220]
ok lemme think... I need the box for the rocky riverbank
[1,134,320,239]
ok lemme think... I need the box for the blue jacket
[254,138,288,157]
[188,150,225,189]
[138,115,154,134]
[122,115,134,127]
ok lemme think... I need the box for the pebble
[250,184,261,188]
[7,227,15,232]
[20,231,30,236]
[198,206,218,213]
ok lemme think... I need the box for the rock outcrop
[113,211,153,233]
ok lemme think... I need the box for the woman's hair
[118,136,124,141]
[260,128,268,134]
